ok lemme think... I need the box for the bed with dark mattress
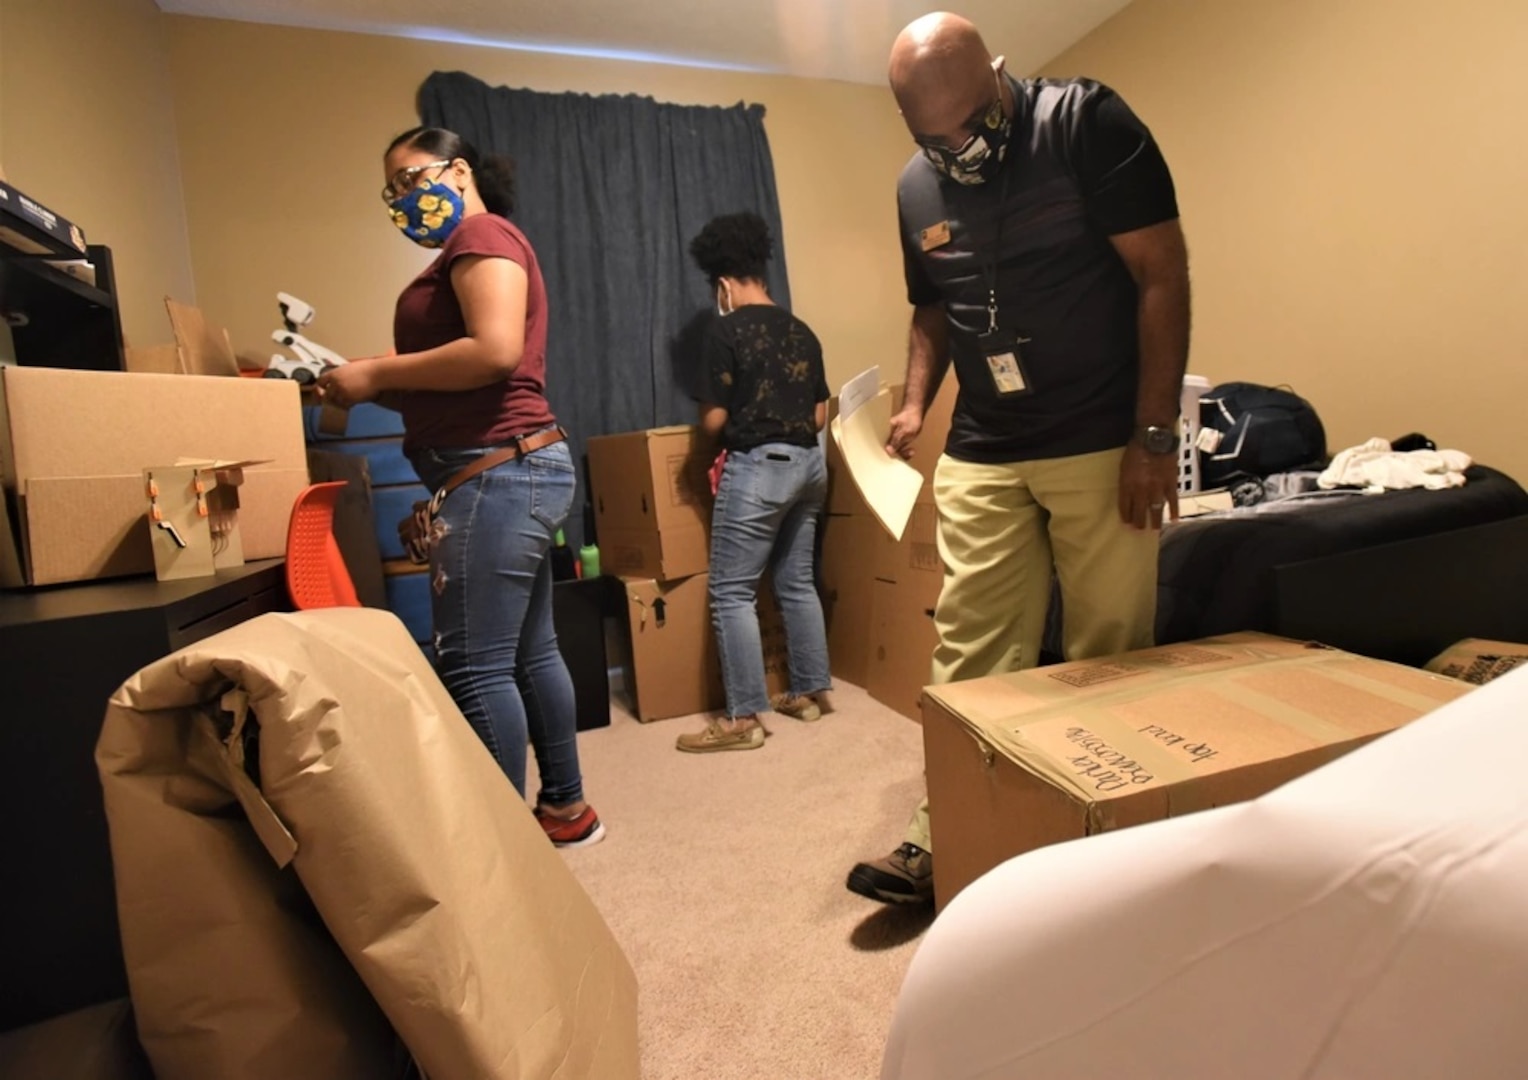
[1154,464,1528,664]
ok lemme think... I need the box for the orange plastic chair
[285,481,361,609]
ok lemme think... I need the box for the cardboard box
[866,576,941,721]
[819,512,879,687]
[623,574,721,721]
[922,632,1473,909]
[623,572,788,722]
[1425,638,1528,686]
[0,367,309,586]
[587,425,712,580]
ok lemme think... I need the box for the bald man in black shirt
[848,12,1192,905]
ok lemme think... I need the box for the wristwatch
[1135,424,1180,455]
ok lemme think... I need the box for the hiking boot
[535,804,606,848]
[846,843,934,904]
[675,716,767,753]
[772,693,822,722]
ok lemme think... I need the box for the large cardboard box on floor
[623,572,788,722]
[923,632,1472,909]
[587,424,712,581]
[0,367,308,586]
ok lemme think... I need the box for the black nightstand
[0,559,289,1031]
[553,575,615,732]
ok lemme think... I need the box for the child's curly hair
[689,211,774,285]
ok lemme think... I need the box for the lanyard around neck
[981,150,1015,335]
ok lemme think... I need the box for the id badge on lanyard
[978,325,1032,396]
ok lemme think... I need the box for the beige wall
[1043,0,1528,482]
[0,0,196,350]
[160,16,913,393]
[18,2,1517,479]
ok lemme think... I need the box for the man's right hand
[886,406,924,460]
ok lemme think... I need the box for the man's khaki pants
[904,447,1159,851]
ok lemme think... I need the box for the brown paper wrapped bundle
[97,607,638,1080]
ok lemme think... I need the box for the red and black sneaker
[534,805,606,849]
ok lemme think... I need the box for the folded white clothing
[1317,437,1472,493]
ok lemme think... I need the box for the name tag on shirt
[920,221,951,251]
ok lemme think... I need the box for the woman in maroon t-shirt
[317,127,602,848]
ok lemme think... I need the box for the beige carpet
[529,680,934,1080]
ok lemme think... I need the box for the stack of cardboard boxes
[820,374,958,720]
[586,425,792,722]
[586,373,956,724]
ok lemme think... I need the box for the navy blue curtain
[418,70,791,549]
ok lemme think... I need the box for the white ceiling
[153,0,1135,85]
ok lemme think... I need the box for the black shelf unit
[0,559,291,1030]
[0,216,125,371]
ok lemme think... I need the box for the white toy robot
[263,292,347,383]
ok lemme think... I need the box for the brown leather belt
[429,425,568,511]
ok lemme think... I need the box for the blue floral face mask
[389,181,465,248]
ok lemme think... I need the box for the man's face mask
[388,180,465,248]
[918,72,1012,186]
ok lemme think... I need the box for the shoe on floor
[535,804,606,848]
[676,716,767,753]
[846,842,934,904]
[772,693,822,722]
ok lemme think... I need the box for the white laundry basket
[1178,374,1211,493]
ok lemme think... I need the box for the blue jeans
[409,436,584,805]
[709,442,832,717]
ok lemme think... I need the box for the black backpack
[1197,382,1327,489]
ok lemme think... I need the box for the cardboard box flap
[927,634,1467,806]
[163,296,241,378]
[169,458,273,490]
[172,457,271,470]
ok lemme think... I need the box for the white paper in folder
[829,367,923,541]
